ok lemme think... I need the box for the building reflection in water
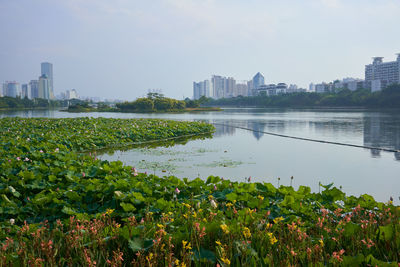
[363,114,400,160]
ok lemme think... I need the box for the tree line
[205,84,400,108]
[0,96,60,109]
[116,93,209,112]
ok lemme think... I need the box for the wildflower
[226,202,233,207]
[106,209,114,215]
[257,195,264,201]
[24,157,29,161]
[273,217,284,224]
[175,187,180,194]
[220,224,230,234]
[210,199,218,209]
[290,250,297,256]
[221,257,231,265]
[16,157,21,161]
[82,172,86,177]
[319,239,324,247]
[243,227,251,239]
[55,148,59,152]
[175,259,180,265]
[214,184,217,190]
[215,240,222,246]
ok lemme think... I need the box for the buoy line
[211,123,400,153]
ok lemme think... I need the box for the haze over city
[1,0,400,100]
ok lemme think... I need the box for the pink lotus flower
[175,188,180,194]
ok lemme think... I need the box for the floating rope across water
[211,123,400,153]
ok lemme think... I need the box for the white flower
[210,199,218,209]
[10,218,15,225]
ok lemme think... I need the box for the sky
[1,0,399,100]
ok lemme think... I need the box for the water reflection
[363,113,400,160]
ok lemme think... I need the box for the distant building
[235,83,248,97]
[41,62,54,98]
[309,83,315,92]
[21,84,31,99]
[66,89,78,99]
[315,82,331,93]
[193,80,210,100]
[225,77,236,98]
[211,75,225,99]
[334,78,365,91]
[30,80,39,99]
[249,72,265,96]
[2,81,21,98]
[365,54,400,91]
[38,74,50,99]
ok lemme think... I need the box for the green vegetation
[0,117,399,266]
[0,96,60,110]
[207,84,400,108]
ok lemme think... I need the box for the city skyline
[1,0,399,100]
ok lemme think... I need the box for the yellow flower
[220,224,230,234]
[221,257,231,265]
[182,240,188,247]
[319,239,324,247]
[269,234,278,245]
[157,224,164,229]
[226,202,233,207]
[192,212,197,218]
[174,259,180,265]
[180,263,186,267]
[183,214,188,219]
[208,195,214,200]
[257,195,264,201]
[186,242,192,250]
[273,217,284,224]
[105,209,114,215]
[203,218,207,223]
[215,240,222,246]
[243,227,251,239]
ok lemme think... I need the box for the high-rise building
[2,81,21,98]
[193,80,210,100]
[235,83,248,97]
[211,75,225,99]
[38,74,50,99]
[249,72,265,96]
[30,80,39,99]
[21,84,31,99]
[224,77,236,98]
[41,62,54,98]
[365,54,400,91]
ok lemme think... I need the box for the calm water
[1,108,400,203]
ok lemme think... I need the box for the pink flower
[82,172,86,177]
[16,157,21,161]
[24,157,29,161]
[39,150,43,153]
[175,187,180,194]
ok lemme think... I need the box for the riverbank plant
[0,117,399,266]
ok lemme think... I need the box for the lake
[1,108,399,203]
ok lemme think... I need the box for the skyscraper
[39,74,50,99]
[249,72,265,96]
[29,80,39,99]
[41,62,54,98]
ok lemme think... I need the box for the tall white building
[211,75,225,99]
[365,54,400,91]
[38,74,50,99]
[41,62,54,98]
[193,80,210,100]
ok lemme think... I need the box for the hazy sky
[1,0,399,100]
